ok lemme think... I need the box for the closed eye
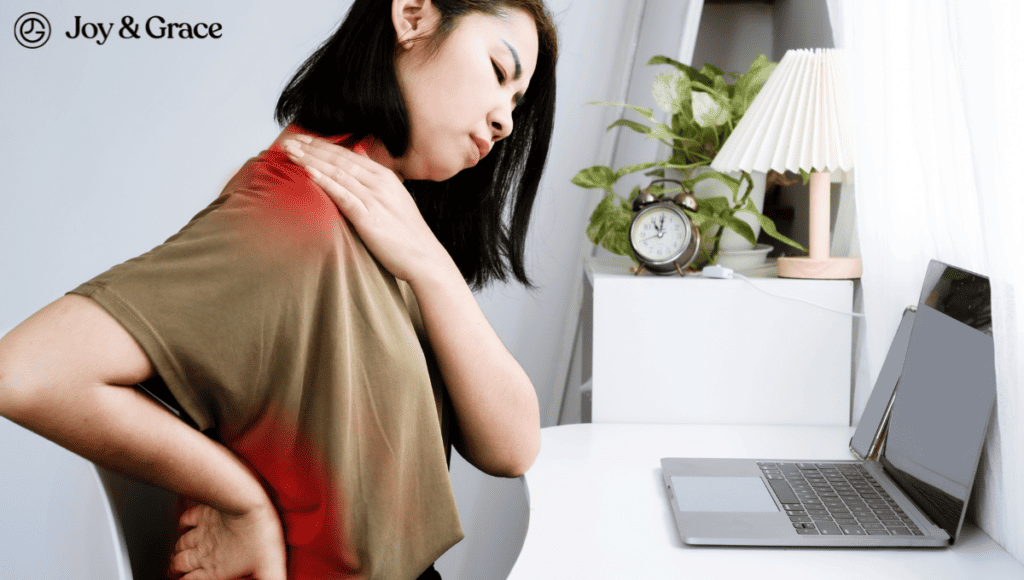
[492,60,506,84]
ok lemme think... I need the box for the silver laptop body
[661,260,996,547]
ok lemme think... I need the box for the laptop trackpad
[671,476,778,512]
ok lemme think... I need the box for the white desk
[509,424,1024,579]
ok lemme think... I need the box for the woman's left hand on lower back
[282,135,452,283]
[169,500,286,580]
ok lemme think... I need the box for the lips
[471,136,490,163]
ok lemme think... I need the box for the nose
[489,102,514,142]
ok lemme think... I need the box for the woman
[0,0,557,578]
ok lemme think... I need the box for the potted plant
[572,54,806,268]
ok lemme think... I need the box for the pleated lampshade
[711,48,861,279]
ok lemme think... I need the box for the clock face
[630,205,692,262]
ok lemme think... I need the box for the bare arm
[284,136,541,477]
[408,258,541,477]
[0,294,285,579]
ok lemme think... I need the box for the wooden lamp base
[778,170,862,279]
[777,256,862,279]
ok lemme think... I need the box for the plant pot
[717,243,773,271]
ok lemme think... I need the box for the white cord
[701,265,865,318]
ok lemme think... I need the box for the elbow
[0,332,46,425]
[514,427,542,477]
[493,428,542,479]
[461,425,541,478]
[503,440,540,479]
[0,338,25,422]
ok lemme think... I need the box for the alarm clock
[628,179,700,275]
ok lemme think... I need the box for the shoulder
[230,149,339,223]
[218,148,352,256]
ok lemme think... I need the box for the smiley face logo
[15,12,51,49]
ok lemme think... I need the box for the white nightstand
[582,256,854,425]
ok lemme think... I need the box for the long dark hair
[275,0,558,289]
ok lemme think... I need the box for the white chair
[0,417,131,578]
[0,417,177,579]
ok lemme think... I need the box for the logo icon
[15,12,50,48]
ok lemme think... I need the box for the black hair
[275,0,558,289]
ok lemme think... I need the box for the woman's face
[392,6,539,181]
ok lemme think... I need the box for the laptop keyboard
[757,462,924,536]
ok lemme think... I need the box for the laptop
[849,303,916,462]
[661,260,996,547]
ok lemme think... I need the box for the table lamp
[711,48,861,279]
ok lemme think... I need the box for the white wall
[1,0,340,334]
[1,0,634,577]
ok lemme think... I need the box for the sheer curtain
[828,0,1024,561]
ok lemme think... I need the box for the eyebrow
[501,39,522,80]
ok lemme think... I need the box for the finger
[301,164,370,223]
[289,145,369,189]
[168,548,200,576]
[174,527,200,552]
[284,145,376,206]
[178,504,204,530]
[295,134,382,173]
[283,137,381,182]
[282,142,369,193]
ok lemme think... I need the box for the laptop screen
[880,261,996,541]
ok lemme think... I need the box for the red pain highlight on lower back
[231,407,360,579]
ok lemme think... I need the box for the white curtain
[829,0,1024,561]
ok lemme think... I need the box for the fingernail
[294,134,313,144]
[283,141,304,157]
[306,166,321,179]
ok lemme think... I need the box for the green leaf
[732,55,777,117]
[572,166,617,190]
[742,54,776,86]
[693,195,732,216]
[696,214,757,248]
[691,92,729,128]
[652,70,690,115]
[712,75,729,96]
[586,192,635,259]
[647,55,710,85]
[606,118,651,135]
[718,215,758,246]
[588,101,654,121]
[671,105,696,137]
[665,137,704,151]
[657,161,706,175]
[686,171,741,201]
[647,54,687,69]
[741,199,808,252]
[614,161,667,180]
[699,63,726,80]
[648,123,692,142]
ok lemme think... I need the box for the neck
[360,136,407,182]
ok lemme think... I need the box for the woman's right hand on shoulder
[169,498,286,580]
[281,135,454,285]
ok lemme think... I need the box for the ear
[392,0,437,49]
